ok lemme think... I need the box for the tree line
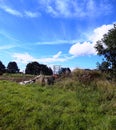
[0,61,71,76]
[0,61,53,75]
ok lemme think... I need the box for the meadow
[0,71,116,130]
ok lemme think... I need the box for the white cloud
[36,40,78,45]
[0,5,23,17]
[24,11,39,18]
[13,53,38,64]
[0,0,112,18]
[53,51,62,58]
[69,23,114,57]
[89,24,113,43]
[69,42,96,56]
[38,0,112,18]
[38,56,66,63]
[0,3,40,18]
[38,53,73,63]
[47,5,58,16]
[41,51,75,63]
[12,51,73,65]
[39,0,78,17]
[55,0,71,17]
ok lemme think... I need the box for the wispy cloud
[38,0,112,18]
[13,53,38,64]
[0,30,21,50]
[0,2,40,18]
[69,23,114,57]
[0,30,19,41]
[0,0,112,18]
[0,44,16,50]
[0,5,23,17]
[24,10,40,18]
[53,51,62,58]
[36,40,78,45]
[13,51,74,65]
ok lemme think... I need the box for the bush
[72,69,102,85]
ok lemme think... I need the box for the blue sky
[0,0,116,71]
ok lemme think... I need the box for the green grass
[0,80,116,130]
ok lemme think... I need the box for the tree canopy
[7,61,19,73]
[59,67,71,75]
[25,62,40,75]
[95,24,116,77]
[25,61,53,75]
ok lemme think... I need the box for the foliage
[25,61,40,75]
[0,61,6,75]
[7,61,19,73]
[39,64,53,75]
[97,61,110,72]
[59,67,71,75]
[25,61,53,75]
[72,68,102,85]
[95,24,116,78]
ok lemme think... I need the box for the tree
[25,62,40,75]
[97,61,110,72]
[59,67,71,76]
[25,62,53,75]
[95,24,116,77]
[47,67,53,75]
[7,61,19,73]
[0,61,6,75]
[39,64,53,75]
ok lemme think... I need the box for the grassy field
[0,73,34,82]
[0,73,116,130]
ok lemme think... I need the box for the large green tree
[95,24,116,77]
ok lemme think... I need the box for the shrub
[72,69,102,85]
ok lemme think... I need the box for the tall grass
[0,78,116,130]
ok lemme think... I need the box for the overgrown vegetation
[0,70,116,130]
